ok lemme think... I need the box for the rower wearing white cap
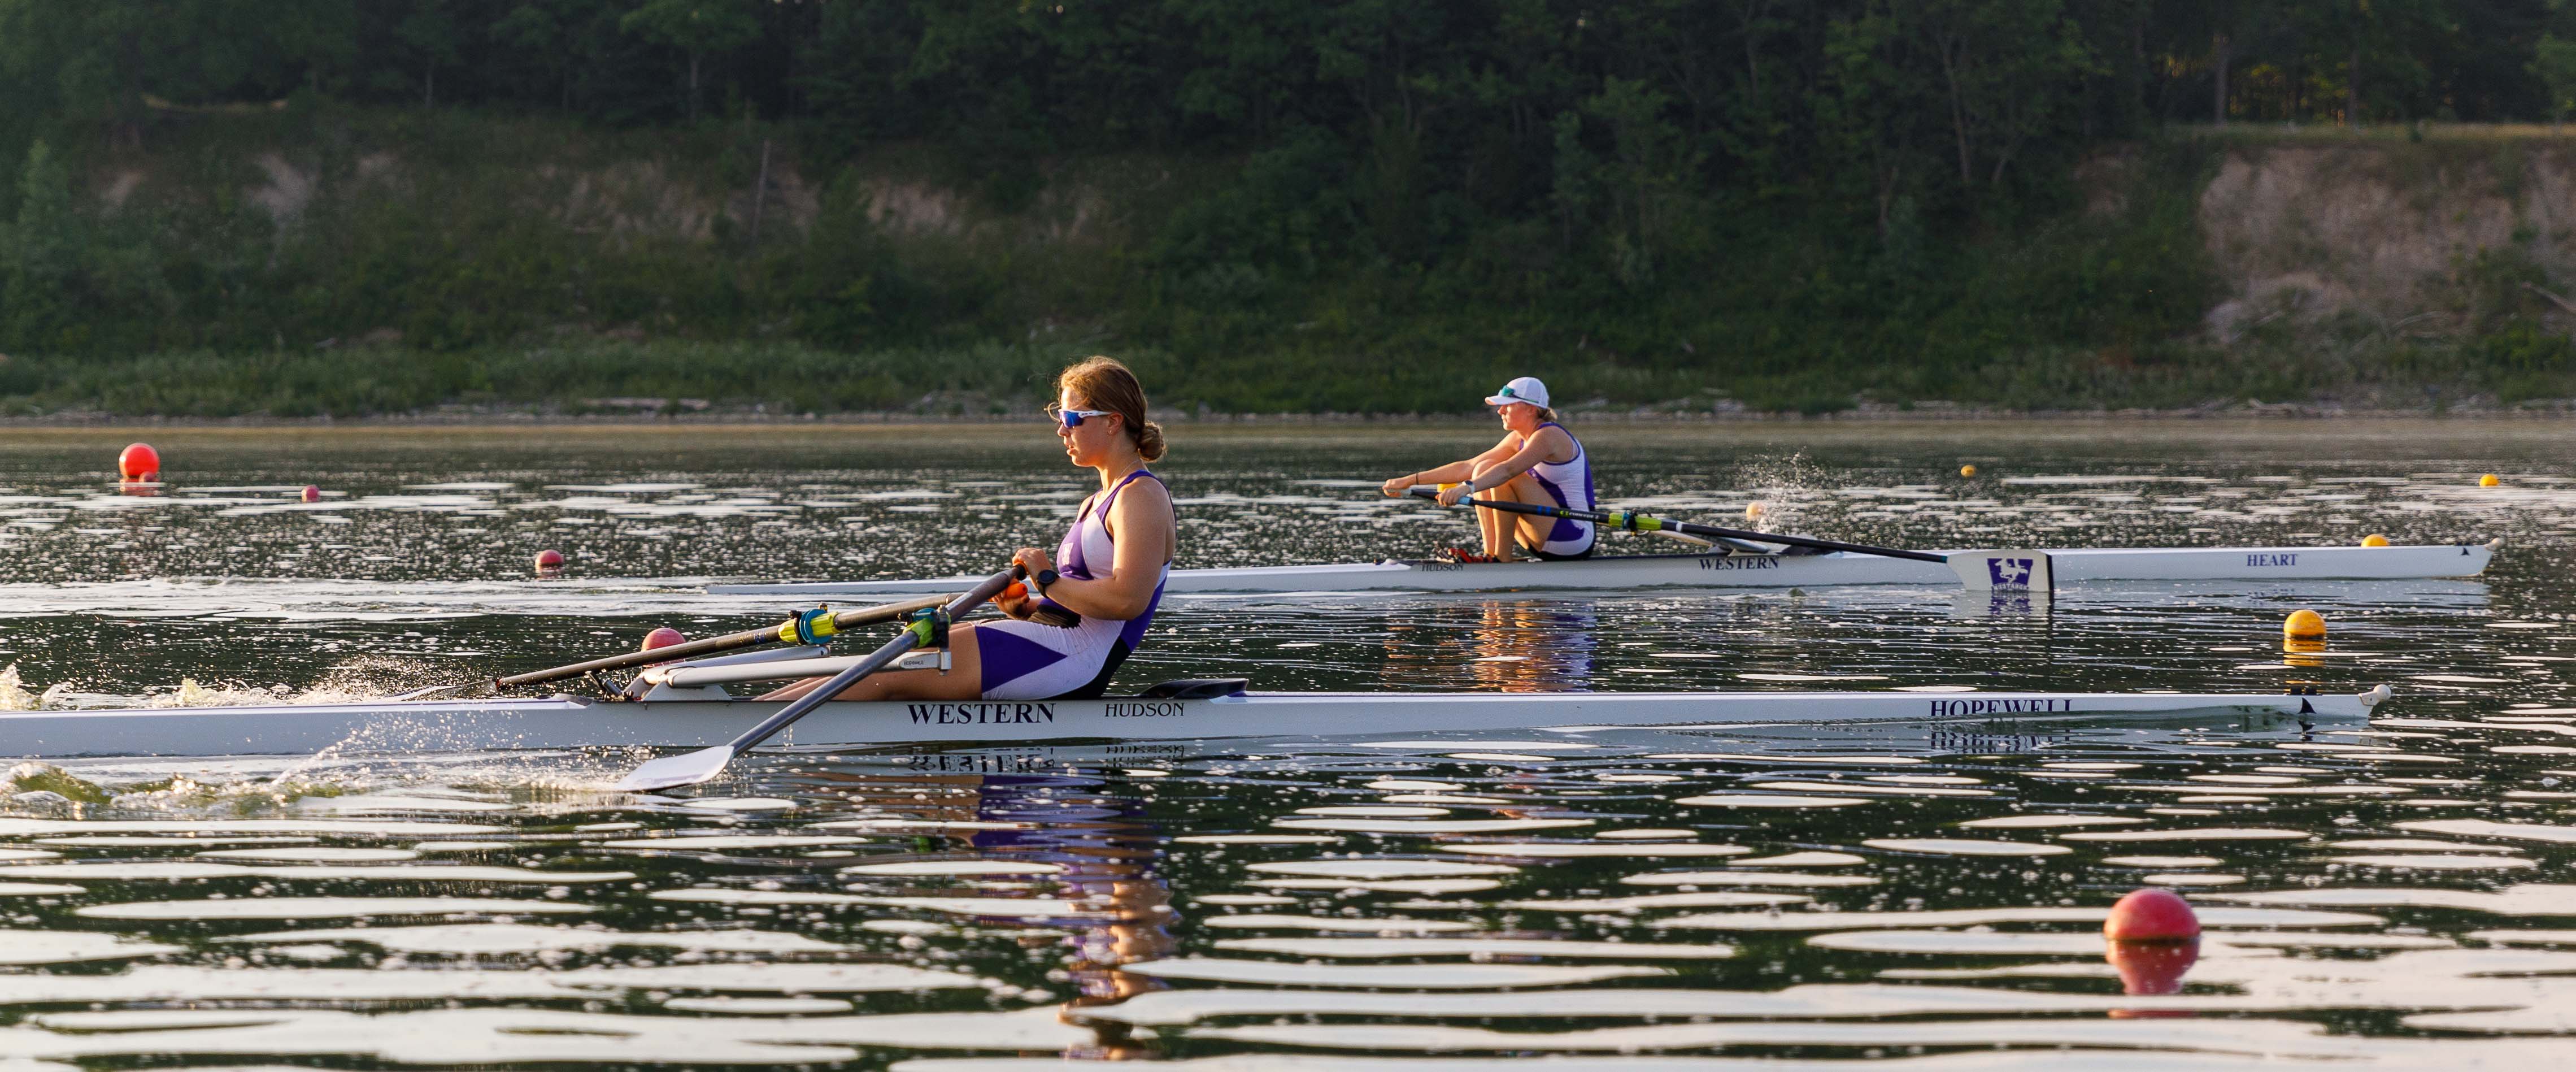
[1378,376,1596,563]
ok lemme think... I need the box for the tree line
[0,1,2566,413]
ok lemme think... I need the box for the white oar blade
[612,744,738,793]
[1946,550,2055,593]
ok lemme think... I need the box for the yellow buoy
[2481,474,2501,487]
[1745,501,1768,520]
[1959,464,1978,478]
[2359,534,2390,547]
[2283,609,2327,639]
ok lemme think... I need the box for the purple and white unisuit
[975,470,1170,700]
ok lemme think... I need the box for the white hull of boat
[0,687,2387,759]
[710,544,2493,598]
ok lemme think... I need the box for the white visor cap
[1483,376,1551,409]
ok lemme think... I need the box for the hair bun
[1134,419,1168,462]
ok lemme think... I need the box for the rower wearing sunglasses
[1378,376,1595,563]
[769,357,1174,702]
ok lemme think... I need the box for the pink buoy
[533,549,565,574]
[640,626,686,653]
[300,485,322,503]
[118,442,160,481]
[2103,887,2200,942]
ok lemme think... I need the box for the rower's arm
[1463,427,1565,491]
[1037,479,1173,621]
[1384,439,1518,493]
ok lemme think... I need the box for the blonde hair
[1058,356,1165,462]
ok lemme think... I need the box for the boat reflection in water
[1382,599,1599,692]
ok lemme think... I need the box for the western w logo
[1986,557,2034,587]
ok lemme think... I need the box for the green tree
[397,0,463,107]
[620,0,762,120]
[0,137,188,354]
[2537,32,2576,125]
[1920,0,2096,190]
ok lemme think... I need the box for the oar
[1407,488,2053,593]
[610,567,1029,793]
[490,594,948,692]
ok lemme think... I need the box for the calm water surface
[1,420,2575,1067]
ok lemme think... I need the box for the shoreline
[5,401,2576,429]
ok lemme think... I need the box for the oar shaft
[493,594,946,689]
[722,568,1020,754]
[1409,487,1943,564]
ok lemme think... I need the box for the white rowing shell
[710,544,2494,598]
[0,687,2387,759]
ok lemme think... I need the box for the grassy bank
[9,331,2568,420]
[3,111,2573,418]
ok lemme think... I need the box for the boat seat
[1137,678,1250,700]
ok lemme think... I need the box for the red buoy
[2105,938,2201,999]
[533,549,565,574]
[118,442,160,481]
[2103,887,2200,942]
[640,626,685,653]
[300,485,322,503]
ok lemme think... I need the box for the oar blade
[1946,550,2055,594]
[612,744,738,793]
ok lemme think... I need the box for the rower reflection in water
[810,762,1174,1042]
[1378,375,1596,563]
[768,357,1177,702]
[1383,600,1600,693]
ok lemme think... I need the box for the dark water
[2,420,2575,1067]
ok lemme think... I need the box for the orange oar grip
[997,567,1059,604]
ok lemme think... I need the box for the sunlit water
[2,420,2575,1067]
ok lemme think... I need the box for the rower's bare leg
[1468,462,1550,562]
[1467,460,1513,560]
[757,623,988,701]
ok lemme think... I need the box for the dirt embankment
[85,140,1135,250]
[2193,141,2576,341]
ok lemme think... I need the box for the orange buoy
[300,485,322,503]
[639,627,686,653]
[1744,500,1768,520]
[2481,474,2501,487]
[533,549,565,574]
[2104,887,2201,943]
[1959,464,1978,478]
[2282,609,2326,640]
[118,442,160,481]
[2359,534,2389,547]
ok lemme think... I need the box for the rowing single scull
[712,541,2495,598]
[1,679,2390,759]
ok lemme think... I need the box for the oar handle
[999,568,1059,602]
[720,567,1021,754]
[1406,487,1943,564]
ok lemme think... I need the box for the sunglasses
[1046,403,1116,429]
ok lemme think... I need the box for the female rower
[769,357,1175,701]
[1378,376,1595,563]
